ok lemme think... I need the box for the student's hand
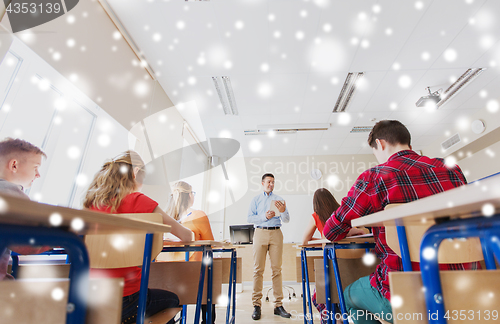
[346,227,367,237]
[266,210,275,219]
[275,200,286,213]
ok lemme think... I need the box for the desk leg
[330,247,348,324]
[137,233,154,324]
[194,246,207,324]
[231,249,237,324]
[481,236,497,269]
[487,234,500,263]
[0,225,89,324]
[300,249,308,324]
[182,251,189,324]
[323,248,333,324]
[225,251,233,324]
[226,249,236,324]
[206,249,214,324]
[396,226,412,272]
[10,252,19,278]
[303,249,314,324]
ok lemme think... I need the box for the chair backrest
[384,204,483,263]
[390,270,500,323]
[0,278,123,324]
[85,213,164,269]
[148,259,223,305]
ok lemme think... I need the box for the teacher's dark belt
[256,226,280,230]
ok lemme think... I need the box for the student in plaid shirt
[323,120,479,324]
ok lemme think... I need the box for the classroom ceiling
[106,0,500,157]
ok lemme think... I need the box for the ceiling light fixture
[333,72,364,113]
[222,76,238,115]
[415,68,485,109]
[212,76,238,115]
[350,126,373,133]
[245,130,298,136]
[245,123,330,135]
[437,68,484,108]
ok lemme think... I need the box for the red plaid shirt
[323,150,479,300]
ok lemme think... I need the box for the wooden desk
[162,240,232,248]
[0,193,171,234]
[160,241,237,324]
[351,176,500,227]
[0,193,171,324]
[298,236,376,324]
[297,243,324,324]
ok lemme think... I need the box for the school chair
[385,206,484,265]
[148,251,223,324]
[1,265,123,324]
[156,248,234,324]
[389,269,500,324]
[85,213,180,324]
[385,205,493,324]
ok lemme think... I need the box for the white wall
[457,139,500,182]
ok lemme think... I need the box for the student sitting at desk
[323,120,479,324]
[166,180,215,324]
[84,150,193,324]
[302,188,365,324]
[0,138,50,281]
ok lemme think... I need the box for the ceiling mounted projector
[416,87,442,107]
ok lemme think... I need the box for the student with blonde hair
[84,150,193,324]
[166,181,214,251]
[0,138,50,281]
[166,180,215,324]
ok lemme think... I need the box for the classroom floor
[184,282,323,324]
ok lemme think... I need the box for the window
[0,38,128,207]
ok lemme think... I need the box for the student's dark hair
[0,138,47,160]
[261,173,274,182]
[313,188,340,225]
[367,120,411,149]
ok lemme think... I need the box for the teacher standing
[247,173,291,320]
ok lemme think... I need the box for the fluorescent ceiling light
[245,129,297,135]
[257,123,330,130]
[333,72,364,113]
[437,68,484,108]
[245,123,330,135]
[212,76,238,115]
[350,126,373,133]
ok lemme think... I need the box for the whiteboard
[279,194,318,243]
